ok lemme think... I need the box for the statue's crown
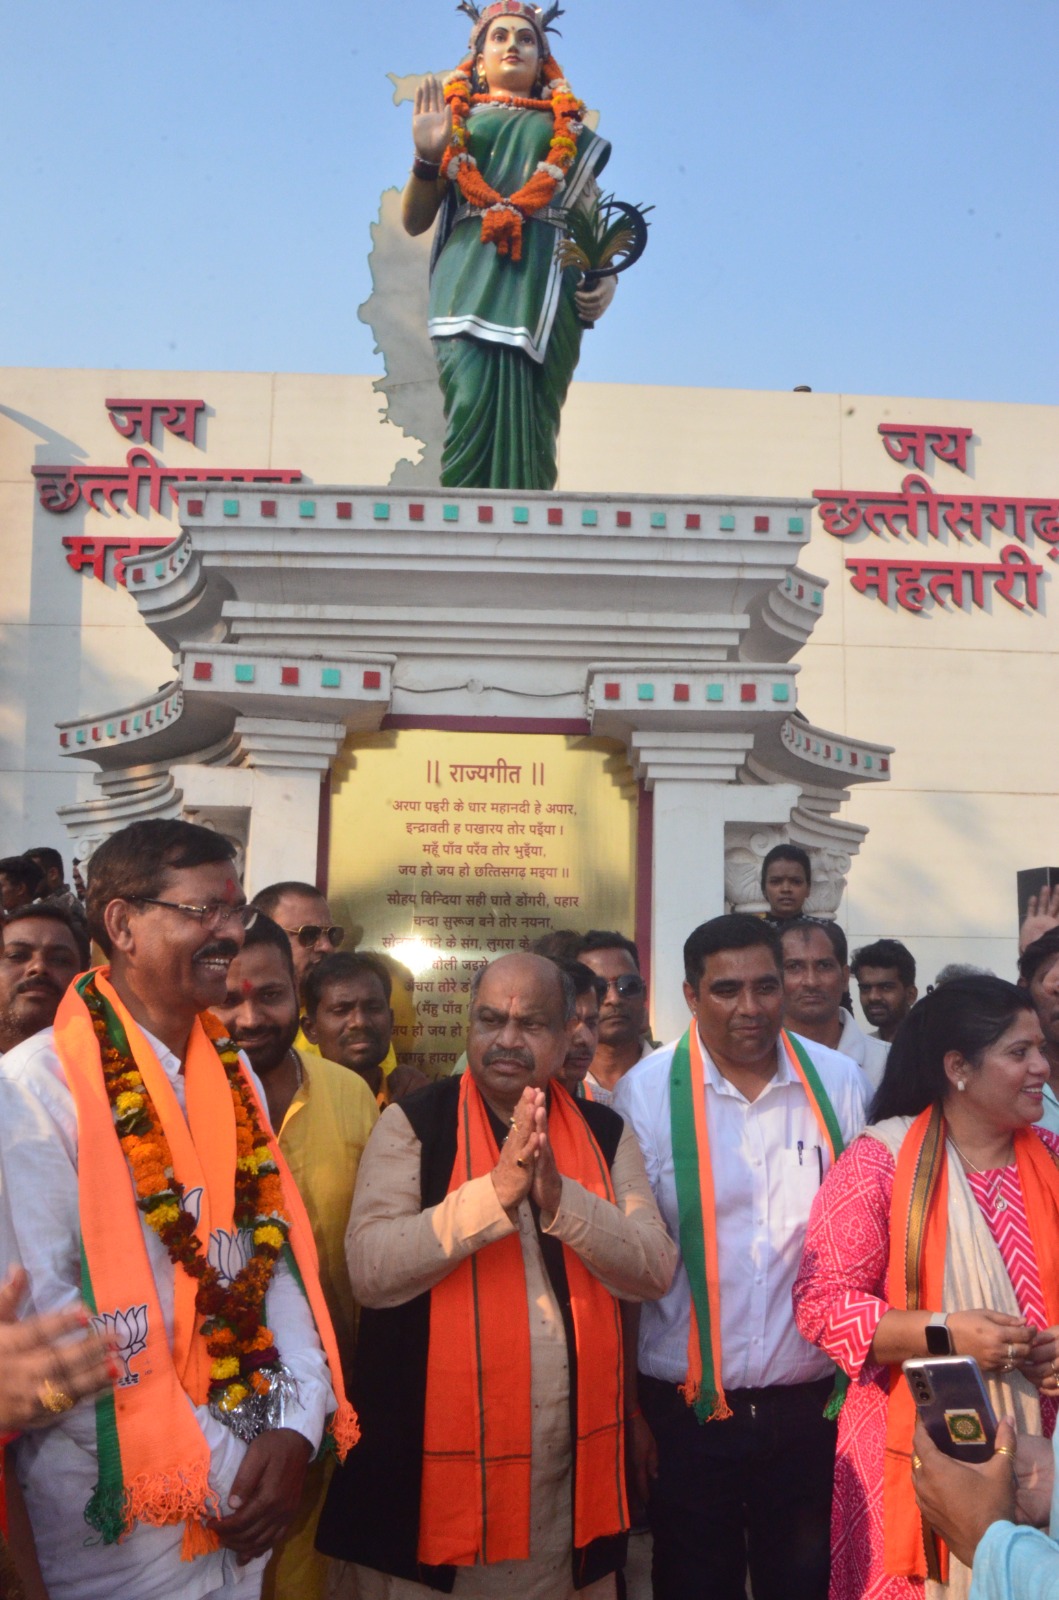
[458,1,564,57]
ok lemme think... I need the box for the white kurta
[0,1024,334,1600]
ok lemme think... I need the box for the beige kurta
[328,1102,676,1600]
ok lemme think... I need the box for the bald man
[317,954,676,1600]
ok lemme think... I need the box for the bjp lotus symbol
[95,1304,149,1386]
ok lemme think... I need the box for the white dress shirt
[612,1028,869,1392]
[0,1024,334,1600]
[837,1008,890,1093]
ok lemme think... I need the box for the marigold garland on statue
[442,52,585,261]
[84,973,292,1422]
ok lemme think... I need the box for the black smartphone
[902,1356,998,1463]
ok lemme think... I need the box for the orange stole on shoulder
[883,1109,1059,1580]
[418,1074,627,1567]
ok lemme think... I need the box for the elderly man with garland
[316,951,676,1600]
[0,819,356,1600]
[404,1,616,490]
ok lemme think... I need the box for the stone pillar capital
[234,717,348,774]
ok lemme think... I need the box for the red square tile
[192,662,213,681]
[408,503,425,521]
[120,720,129,735]
[754,515,770,532]
[796,584,805,599]
[281,666,300,686]
[881,758,889,772]
[674,683,691,702]
[187,499,204,516]
[604,682,621,701]
[547,507,564,526]
[849,751,858,766]
[336,502,353,519]
[824,745,831,758]
[685,513,701,530]
[261,500,277,517]
[130,567,144,583]
[616,511,632,528]
[59,732,69,747]
[478,505,494,524]
[363,670,382,690]
[740,683,757,703]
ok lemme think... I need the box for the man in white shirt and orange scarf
[317,951,676,1599]
[0,819,356,1600]
[613,914,868,1600]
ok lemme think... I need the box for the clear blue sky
[3,1,1056,403]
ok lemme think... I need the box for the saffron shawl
[866,1111,1059,1599]
[418,1072,626,1566]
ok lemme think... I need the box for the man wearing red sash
[316,952,676,1599]
[0,820,355,1600]
[613,915,868,1600]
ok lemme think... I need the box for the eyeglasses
[283,924,345,950]
[130,897,258,931]
[600,974,646,1000]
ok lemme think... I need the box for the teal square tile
[650,511,667,529]
[443,504,459,522]
[321,668,341,689]
[812,590,823,606]
[133,716,143,731]
[834,747,844,761]
[637,683,655,702]
[299,499,317,518]
[788,516,805,534]
[234,664,255,684]
[222,499,239,517]
[373,502,390,520]
[106,722,116,737]
[719,515,735,532]
[771,683,791,703]
[707,683,725,702]
[154,562,165,579]
[512,506,529,524]
[75,729,87,745]
[581,508,599,527]
[865,755,874,770]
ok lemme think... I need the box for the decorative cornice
[587,662,799,740]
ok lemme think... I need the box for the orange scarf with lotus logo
[54,970,357,1559]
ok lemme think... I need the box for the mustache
[193,939,240,963]
[16,976,63,999]
[483,1046,534,1070]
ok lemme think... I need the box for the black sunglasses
[600,974,646,1000]
[284,923,345,950]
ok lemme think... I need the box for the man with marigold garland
[0,819,357,1600]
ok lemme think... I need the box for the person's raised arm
[403,74,450,237]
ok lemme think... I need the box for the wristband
[412,155,441,182]
[925,1311,953,1356]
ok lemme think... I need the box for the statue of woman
[403,2,616,490]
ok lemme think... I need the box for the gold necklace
[947,1135,1013,1212]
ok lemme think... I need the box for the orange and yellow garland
[442,53,585,261]
[89,978,292,1420]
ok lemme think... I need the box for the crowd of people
[1,827,1059,1600]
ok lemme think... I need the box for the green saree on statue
[428,103,610,490]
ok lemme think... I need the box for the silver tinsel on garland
[210,1363,300,1442]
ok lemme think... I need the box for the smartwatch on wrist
[925,1311,953,1355]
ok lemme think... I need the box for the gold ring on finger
[38,1379,75,1415]
[995,1445,1016,1460]
[911,1453,923,1472]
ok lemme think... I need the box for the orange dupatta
[883,1107,1059,1580]
[418,1073,627,1567]
[54,970,357,1557]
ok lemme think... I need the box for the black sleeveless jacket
[315,1075,628,1592]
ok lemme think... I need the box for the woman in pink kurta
[793,976,1059,1599]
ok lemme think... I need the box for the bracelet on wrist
[412,155,441,182]
[624,1407,643,1422]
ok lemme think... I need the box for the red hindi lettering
[878,424,930,470]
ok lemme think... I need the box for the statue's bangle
[412,155,441,182]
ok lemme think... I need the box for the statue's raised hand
[413,75,453,166]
